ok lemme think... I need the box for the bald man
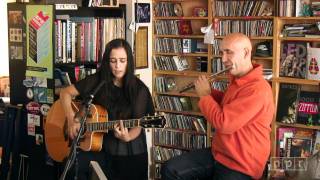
[161,33,275,180]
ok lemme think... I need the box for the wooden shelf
[214,16,274,20]
[154,16,208,20]
[155,109,203,116]
[278,17,320,20]
[154,34,204,38]
[156,91,199,97]
[274,77,320,86]
[276,122,320,130]
[154,0,202,2]
[161,127,207,135]
[215,36,274,40]
[279,37,320,42]
[252,56,273,60]
[154,70,210,77]
[154,52,208,57]
[153,144,202,151]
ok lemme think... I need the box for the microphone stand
[59,94,94,180]
[59,80,106,180]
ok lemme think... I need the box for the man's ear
[244,48,250,58]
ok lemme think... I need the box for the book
[178,20,192,35]
[296,91,320,125]
[280,42,308,79]
[276,83,300,124]
[306,47,320,80]
[172,56,189,71]
[313,131,320,155]
[179,97,192,111]
[286,137,312,158]
[277,127,296,157]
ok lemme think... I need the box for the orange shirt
[198,64,274,179]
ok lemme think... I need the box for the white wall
[119,0,153,91]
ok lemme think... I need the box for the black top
[74,73,154,156]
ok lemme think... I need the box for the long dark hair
[98,39,138,108]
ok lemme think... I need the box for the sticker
[28,113,40,126]
[23,77,34,87]
[8,11,23,26]
[9,28,22,42]
[26,101,40,114]
[10,46,23,60]
[35,134,43,145]
[40,104,50,116]
[27,120,35,136]
[33,77,47,87]
[47,89,54,104]
[33,87,47,103]
[26,88,34,99]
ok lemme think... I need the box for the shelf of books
[213,0,275,83]
[270,5,320,178]
[152,0,212,178]
[53,5,125,88]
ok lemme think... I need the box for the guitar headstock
[140,113,166,128]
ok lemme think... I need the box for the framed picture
[135,27,148,69]
[135,3,150,24]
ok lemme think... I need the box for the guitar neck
[87,119,140,132]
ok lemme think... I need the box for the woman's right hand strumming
[60,84,81,140]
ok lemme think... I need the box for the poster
[26,5,53,78]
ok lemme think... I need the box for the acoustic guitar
[44,99,166,162]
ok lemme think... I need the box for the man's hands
[194,75,211,97]
[114,120,131,142]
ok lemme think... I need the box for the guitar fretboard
[86,119,140,132]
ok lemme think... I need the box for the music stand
[89,161,108,180]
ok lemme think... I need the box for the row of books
[56,65,97,84]
[212,57,225,74]
[282,23,320,37]
[212,80,229,92]
[278,0,296,17]
[277,127,320,157]
[154,129,208,150]
[163,113,207,133]
[215,20,273,37]
[154,20,193,35]
[214,0,272,17]
[311,1,320,16]
[54,17,124,64]
[212,39,221,56]
[280,42,320,80]
[276,83,320,125]
[154,95,193,112]
[155,38,183,53]
[263,68,273,80]
[154,2,182,17]
[153,56,189,71]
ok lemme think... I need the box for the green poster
[26,5,53,79]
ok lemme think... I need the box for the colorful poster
[26,5,53,79]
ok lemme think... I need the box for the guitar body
[45,99,108,162]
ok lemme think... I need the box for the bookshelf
[152,0,279,178]
[271,14,320,168]
[6,2,126,179]
[152,0,212,178]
